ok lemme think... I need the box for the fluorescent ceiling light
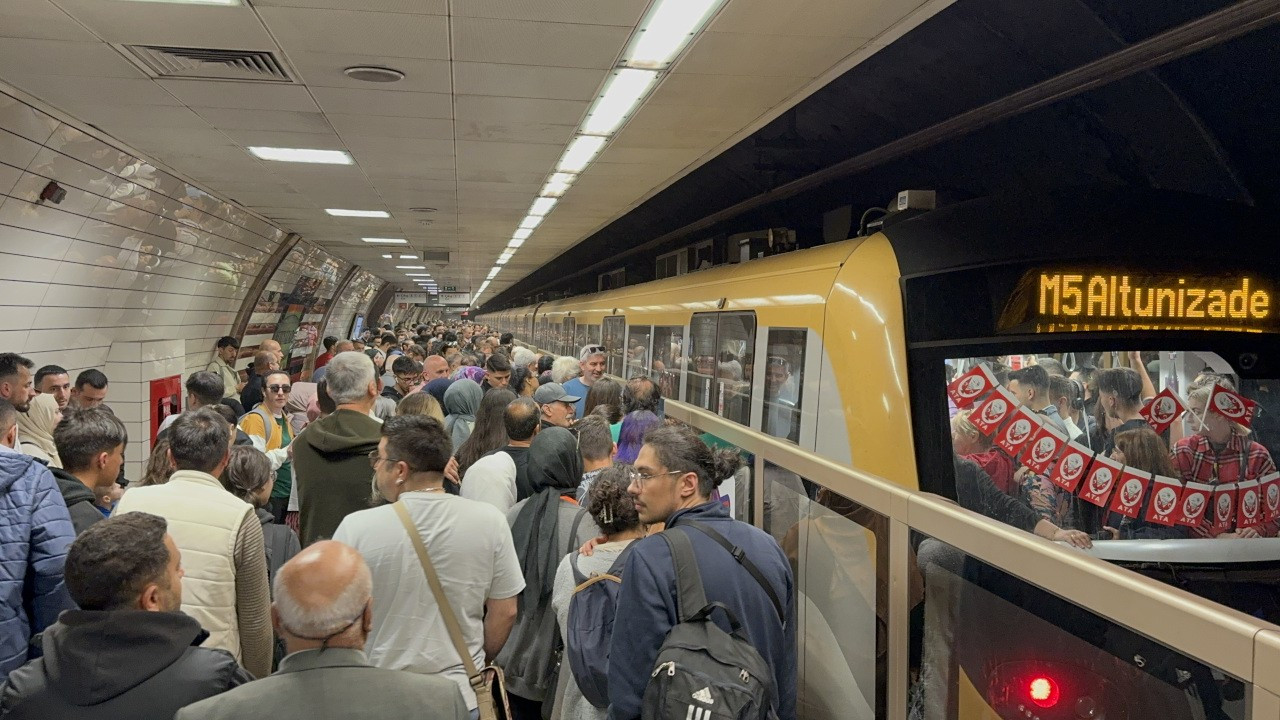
[496,253,513,265]
[625,0,725,69]
[487,267,500,279]
[557,135,607,173]
[330,208,389,217]
[248,147,352,165]
[329,209,390,218]
[362,237,407,244]
[519,215,543,230]
[120,0,240,5]
[381,254,393,259]
[396,265,426,269]
[541,172,576,197]
[405,272,432,277]
[529,197,557,216]
[398,253,417,259]
[512,228,533,241]
[581,69,659,136]
[508,237,526,249]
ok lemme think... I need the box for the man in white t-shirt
[333,415,523,714]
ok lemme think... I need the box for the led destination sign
[999,270,1277,333]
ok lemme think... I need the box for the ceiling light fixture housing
[330,209,390,218]
[343,65,405,83]
[361,237,407,244]
[249,147,352,164]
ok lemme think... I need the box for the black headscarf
[510,427,582,615]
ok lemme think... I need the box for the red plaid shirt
[1173,434,1278,536]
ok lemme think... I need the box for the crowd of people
[0,322,797,720]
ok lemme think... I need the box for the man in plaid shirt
[1174,380,1278,538]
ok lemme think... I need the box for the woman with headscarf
[451,364,486,385]
[443,380,482,450]
[18,393,62,468]
[497,427,600,720]
[284,381,317,436]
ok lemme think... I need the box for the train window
[603,316,625,377]
[942,349,1280,622]
[686,312,756,426]
[563,318,576,358]
[913,534,1248,720]
[627,325,652,379]
[763,328,806,443]
[535,316,549,353]
[652,325,682,401]
[584,324,601,347]
[575,322,589,356]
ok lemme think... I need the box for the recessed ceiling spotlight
[343,66,405,83]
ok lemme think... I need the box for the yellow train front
[480,187,1279,720]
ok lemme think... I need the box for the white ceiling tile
[0,40,145,78]
[456,140,561,166]
[311,87,451,118]
[288,53,452,94]
[675,32,860,78]
[340,136,454,156]
[325,114,454,139]
[254,0,447,13]
[188,107,333,133]
[710,0,913,39]
[55,1,275,47]
[0,0,97,41]
[158,80,320,112]
[257,7,450,60]
[454,62,605,101]
[68,104,216,131]
[8,75,184,110]
[453,17,629,69]
[647,73,809,109]
[452,0,648,26]
[454,95,587,127]
[456,120,577,145]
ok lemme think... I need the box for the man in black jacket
[50,407,127,535]
[0,512,252,718]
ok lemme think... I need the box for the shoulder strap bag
[394,501,512,720]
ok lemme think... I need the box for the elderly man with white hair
[175,541,468,720]
[290,352,383,546]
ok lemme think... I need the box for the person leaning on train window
[1097,427,1187,540]
[950,410,1017,496]
[1173,376,1277,539]
[952,454,1092,549]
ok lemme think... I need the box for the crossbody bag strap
[393,501,482,682]
[682,520,785,623]
[660,528,708,622]
[567,505,587,553]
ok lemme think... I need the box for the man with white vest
[114,408,272,679]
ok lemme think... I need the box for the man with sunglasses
[238,370,294,522]
[562,344,606,419]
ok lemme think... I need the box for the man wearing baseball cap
[532,382,579,430]
[562,345,606,419]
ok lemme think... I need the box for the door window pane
[687,315,718,410]
[764,329,806,443]
[562,318,576,358]
[627,325,652,379]
[715,313,755,426]
[603,316,625,377]
[652,325,683,402]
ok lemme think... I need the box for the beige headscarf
[18,393,62,468]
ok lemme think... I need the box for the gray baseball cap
[533,382,579,405]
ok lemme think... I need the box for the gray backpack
[642,523,782,720]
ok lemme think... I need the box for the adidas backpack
[565,544,634,708]
[641,522,782,720]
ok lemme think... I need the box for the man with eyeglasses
[381,356,423,403]
[562,345,606,419]
[238,370,294,523]
[608,424,796,720]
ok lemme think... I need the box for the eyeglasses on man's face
[268,384,291,393]
[626,468,687,488]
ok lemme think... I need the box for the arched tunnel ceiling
[485,0,1279,310]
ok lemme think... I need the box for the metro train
[479,187,1280,720]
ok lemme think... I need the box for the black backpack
[565,543,635,708]
[642,521,784,720]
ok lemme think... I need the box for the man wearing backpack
[608,425,796,720]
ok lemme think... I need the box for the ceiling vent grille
[121,45,294,83]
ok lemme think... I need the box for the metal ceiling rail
[663,400,1276,687]
[547,0,1280,295]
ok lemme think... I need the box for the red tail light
[1029,676,1059,708]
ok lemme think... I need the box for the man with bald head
[176,541,468,720]
[424,354,449,382]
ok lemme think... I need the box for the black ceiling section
[483,0,1277,311]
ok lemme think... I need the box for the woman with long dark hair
[455,388,517,479]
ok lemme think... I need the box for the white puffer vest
[114,469,253,662]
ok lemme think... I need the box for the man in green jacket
[290,352,382,547]
[205,336,243,400]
